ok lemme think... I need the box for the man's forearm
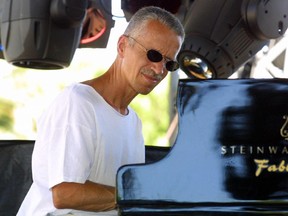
[52,180,116,212]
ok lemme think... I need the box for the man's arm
[52,180,116,212]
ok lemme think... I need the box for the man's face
[121,20,182,95]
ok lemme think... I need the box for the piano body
[116,78,288,215]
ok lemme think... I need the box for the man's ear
[117,35,127,58]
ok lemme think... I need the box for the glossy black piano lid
[116,79,288,215]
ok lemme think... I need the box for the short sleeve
[37,86,97,188]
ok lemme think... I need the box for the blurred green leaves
[0,99,14,132]
[131,77,170,146]
[0,58,171,146]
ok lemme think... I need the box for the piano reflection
[116,79,288,215]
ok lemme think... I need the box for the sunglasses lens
[166,61,179,71]
[147,50,163,62]
[147,49,179,71]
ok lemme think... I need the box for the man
[17,6,184,216]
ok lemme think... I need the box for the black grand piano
[116,78,288,215]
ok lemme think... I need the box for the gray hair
[124,6,185,40]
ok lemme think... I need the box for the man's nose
[151,61,165,74]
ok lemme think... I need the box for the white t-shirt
[17,83,145,216]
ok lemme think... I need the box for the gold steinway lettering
[282,146,288,154]
[254,159,269,176]
[254,159,288,177]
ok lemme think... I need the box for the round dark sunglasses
[125,35,179,72]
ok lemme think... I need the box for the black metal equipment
[1,0,287,73]
[177,0,288,79]
[79,0,115,49]
[0,0,88,69]
[0,0,115,69]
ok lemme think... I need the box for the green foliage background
[0,58,172,146]
[130,80,170,146]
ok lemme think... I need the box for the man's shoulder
[61,83,100,102]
